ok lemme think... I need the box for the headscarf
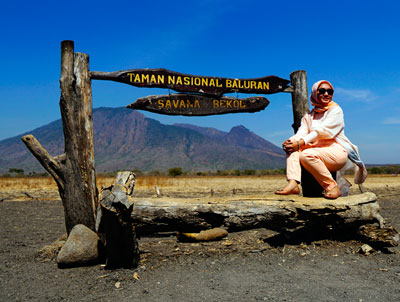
[310,80,337,113]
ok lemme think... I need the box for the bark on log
[21,40,97,234]
[96,172,139,269]
[131,192,384,235]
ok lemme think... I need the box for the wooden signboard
[127,94,269,116]
[91,68,290,96]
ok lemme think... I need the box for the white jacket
[291,104,367,185]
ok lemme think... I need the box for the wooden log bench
[131,192,383,233]
[130,192,399,249]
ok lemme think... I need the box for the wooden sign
[127,94,269,116]
[91,68,290,96]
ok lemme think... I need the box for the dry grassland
[0,174,399,202]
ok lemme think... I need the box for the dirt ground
[0,175,399,301]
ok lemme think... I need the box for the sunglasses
[317,88,334,95]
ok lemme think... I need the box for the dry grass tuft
[35,233,68,261]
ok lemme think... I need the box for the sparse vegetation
[148,170,164,176]
[232,170,241,176]
[1,174,399,203]
[7,168,25,176]
[367,165,400,175]
[216,170,229,176]
[242,169,256,175]
[168,167,183,177]
[2,165,399,179]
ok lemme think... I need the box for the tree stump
[96,171,139,269]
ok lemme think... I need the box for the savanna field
[1,174,399,301]
[1,174,399,201]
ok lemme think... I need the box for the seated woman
[275,80,367,199]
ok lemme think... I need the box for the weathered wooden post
[96,171,139,268]
[290,70,309,133]
[22,40,97,234]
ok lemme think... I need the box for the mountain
[174,124,283,157]
[0,107,285,173]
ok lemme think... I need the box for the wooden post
[21,40,97,234]
[290,70,309,133]
[290,70,322,196]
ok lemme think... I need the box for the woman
[275,80,367,199]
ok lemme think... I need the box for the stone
[57,224,99,267]
[359,244,374,255]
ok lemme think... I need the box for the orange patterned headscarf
[310,80,337,112]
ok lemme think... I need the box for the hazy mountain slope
[0,107,285,173]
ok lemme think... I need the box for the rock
[382,245,400,254]
[57,224,99,267]
[359,244,374,255]
[133,272,140,280]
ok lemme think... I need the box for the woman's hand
[282,139,304,154]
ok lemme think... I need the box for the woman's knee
[299,149,318,165]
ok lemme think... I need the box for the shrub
[243,169,256,175]
[8,168,24,176]
[217,170,229,176]
[231,170,241,176]
[168,167,183,177]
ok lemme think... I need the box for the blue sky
[1,0,399,164]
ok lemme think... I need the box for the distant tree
[168,167,183,177]
[369,167,383,174]
[232,170,241,176]
[9,168,24,173]
[8,168,24,176]
[243,169,256,175]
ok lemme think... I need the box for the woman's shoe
[323,186,342,199]
[275,186,300,195]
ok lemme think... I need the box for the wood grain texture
[59,42,97,234]
[290,70,309,133]
[22,41,97,234]
[127,94,269,116]
[91,68,290,96]
[130,192,383,235]
[96,171,139,268]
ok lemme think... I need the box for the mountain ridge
[0,107,285,173]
